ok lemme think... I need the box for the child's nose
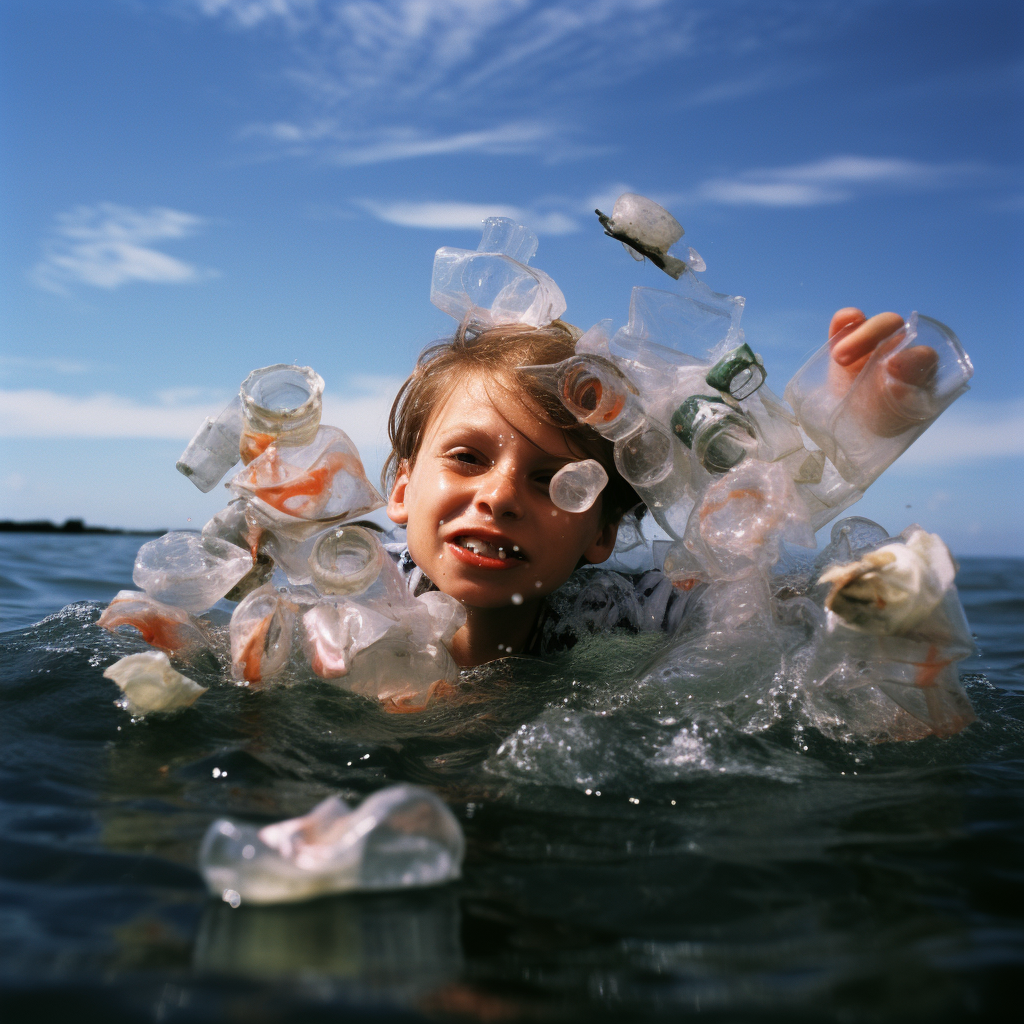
[474,466,523,520]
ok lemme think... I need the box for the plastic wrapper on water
[230,583,300,683]
[549,460,608,513]
[98,589,213,653]
[103,650,207,716]
[199,784,464,905]
[239,364,324,464]
[785,313,973,489]
[176,395,244,492]
[430,217,566,329]
[820,525,957,635]
[228,425,384,533]
[132,530,253,614]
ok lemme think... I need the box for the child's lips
[447,534,527,570]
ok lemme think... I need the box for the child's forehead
[424,369,574,456]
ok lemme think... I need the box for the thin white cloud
[899,397,1024,467]
[241,119,557,165]
[358,199,577,235]
[0,377,402,467]
[694,156,985,208]
[32,203,215,292]
[0,355,93,375]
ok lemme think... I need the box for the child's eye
[448,449,487,468]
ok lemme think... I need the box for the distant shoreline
[0,519,164,536]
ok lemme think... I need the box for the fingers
[830,311,905,371]
[888,345,939,388]
[828,307,866,341]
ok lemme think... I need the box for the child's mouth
[450,535,527,567]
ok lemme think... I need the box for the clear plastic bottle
[239,364,325,464]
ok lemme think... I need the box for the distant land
[0,519,164,535]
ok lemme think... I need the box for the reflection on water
[0,538,1021,1020]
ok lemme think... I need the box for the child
[383,308,918,668]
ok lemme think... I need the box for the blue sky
[1,0,1021,555]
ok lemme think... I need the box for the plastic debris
[785,313,973,489]
[199,784,465,905]
[431,218,566,330]
[239,364,324,464]
[819,525,957,634]
[104,651,207,716]
[176,396,244,493]
[595,193,692,279]
[98,590,212,653]
[549,459,609,513]
[133,531,253,614]
[230,584,299,683]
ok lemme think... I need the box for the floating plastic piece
[819,526,957,635]
[229,425,384,529]
[133,531,253,614]
[239,364,324,465]
[103,651,206,716]
[176,396,244,492]
[199,784,465,905]
[230,584,299,683]
[430,218,566,329]
[595,193,689,278]
[683,461,816,581]
[687,247,706,273]
[671,395,758,474]
[309,524,386,596]
[613,426,693,540]
[98,590,212,653]
[705,343,766,400]
[785,313,973,489]
[301,599,395,678]
[549,459,608,513]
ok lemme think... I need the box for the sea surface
[0,533,1021,1022]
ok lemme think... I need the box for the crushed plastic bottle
[133,531,253,614]
[98,590,213,653]
[229,583,299,683]
[549,459,609,513]
[199,784,465,905]
[176,396,244,493]
[103,651,207,716]
[431,217,566,329]
[595,193,692,279]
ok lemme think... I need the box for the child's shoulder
[529,564,697,655]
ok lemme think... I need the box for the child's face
[387,372,617,610]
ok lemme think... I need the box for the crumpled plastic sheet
[103,651,207,716]
[133,530,252,614]
[199,784,465,905]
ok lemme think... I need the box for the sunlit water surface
[1,534,1021,1022]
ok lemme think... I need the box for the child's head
[384,320,641,609]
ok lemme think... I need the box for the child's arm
[826,308,940,438]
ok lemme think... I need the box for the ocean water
[0,532,1021,1022]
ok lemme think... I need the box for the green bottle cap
[705,343,766,400]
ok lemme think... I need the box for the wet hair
[383,319,641,527]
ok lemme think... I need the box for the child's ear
[583,519,619,565]
[386,463,411,525]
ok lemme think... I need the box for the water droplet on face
[534,580,542,588]
[511,593,523,605]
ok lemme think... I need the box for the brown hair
[383,319,641,526]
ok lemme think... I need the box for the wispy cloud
[358,199,577,234]
[693,156,985,207]
[0,376,401,467]
[240,119,559,165]
[0,355,94,375]
[32,203,216,293]
[900,397,1024,467]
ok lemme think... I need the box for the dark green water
[0,534,1021,1022]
